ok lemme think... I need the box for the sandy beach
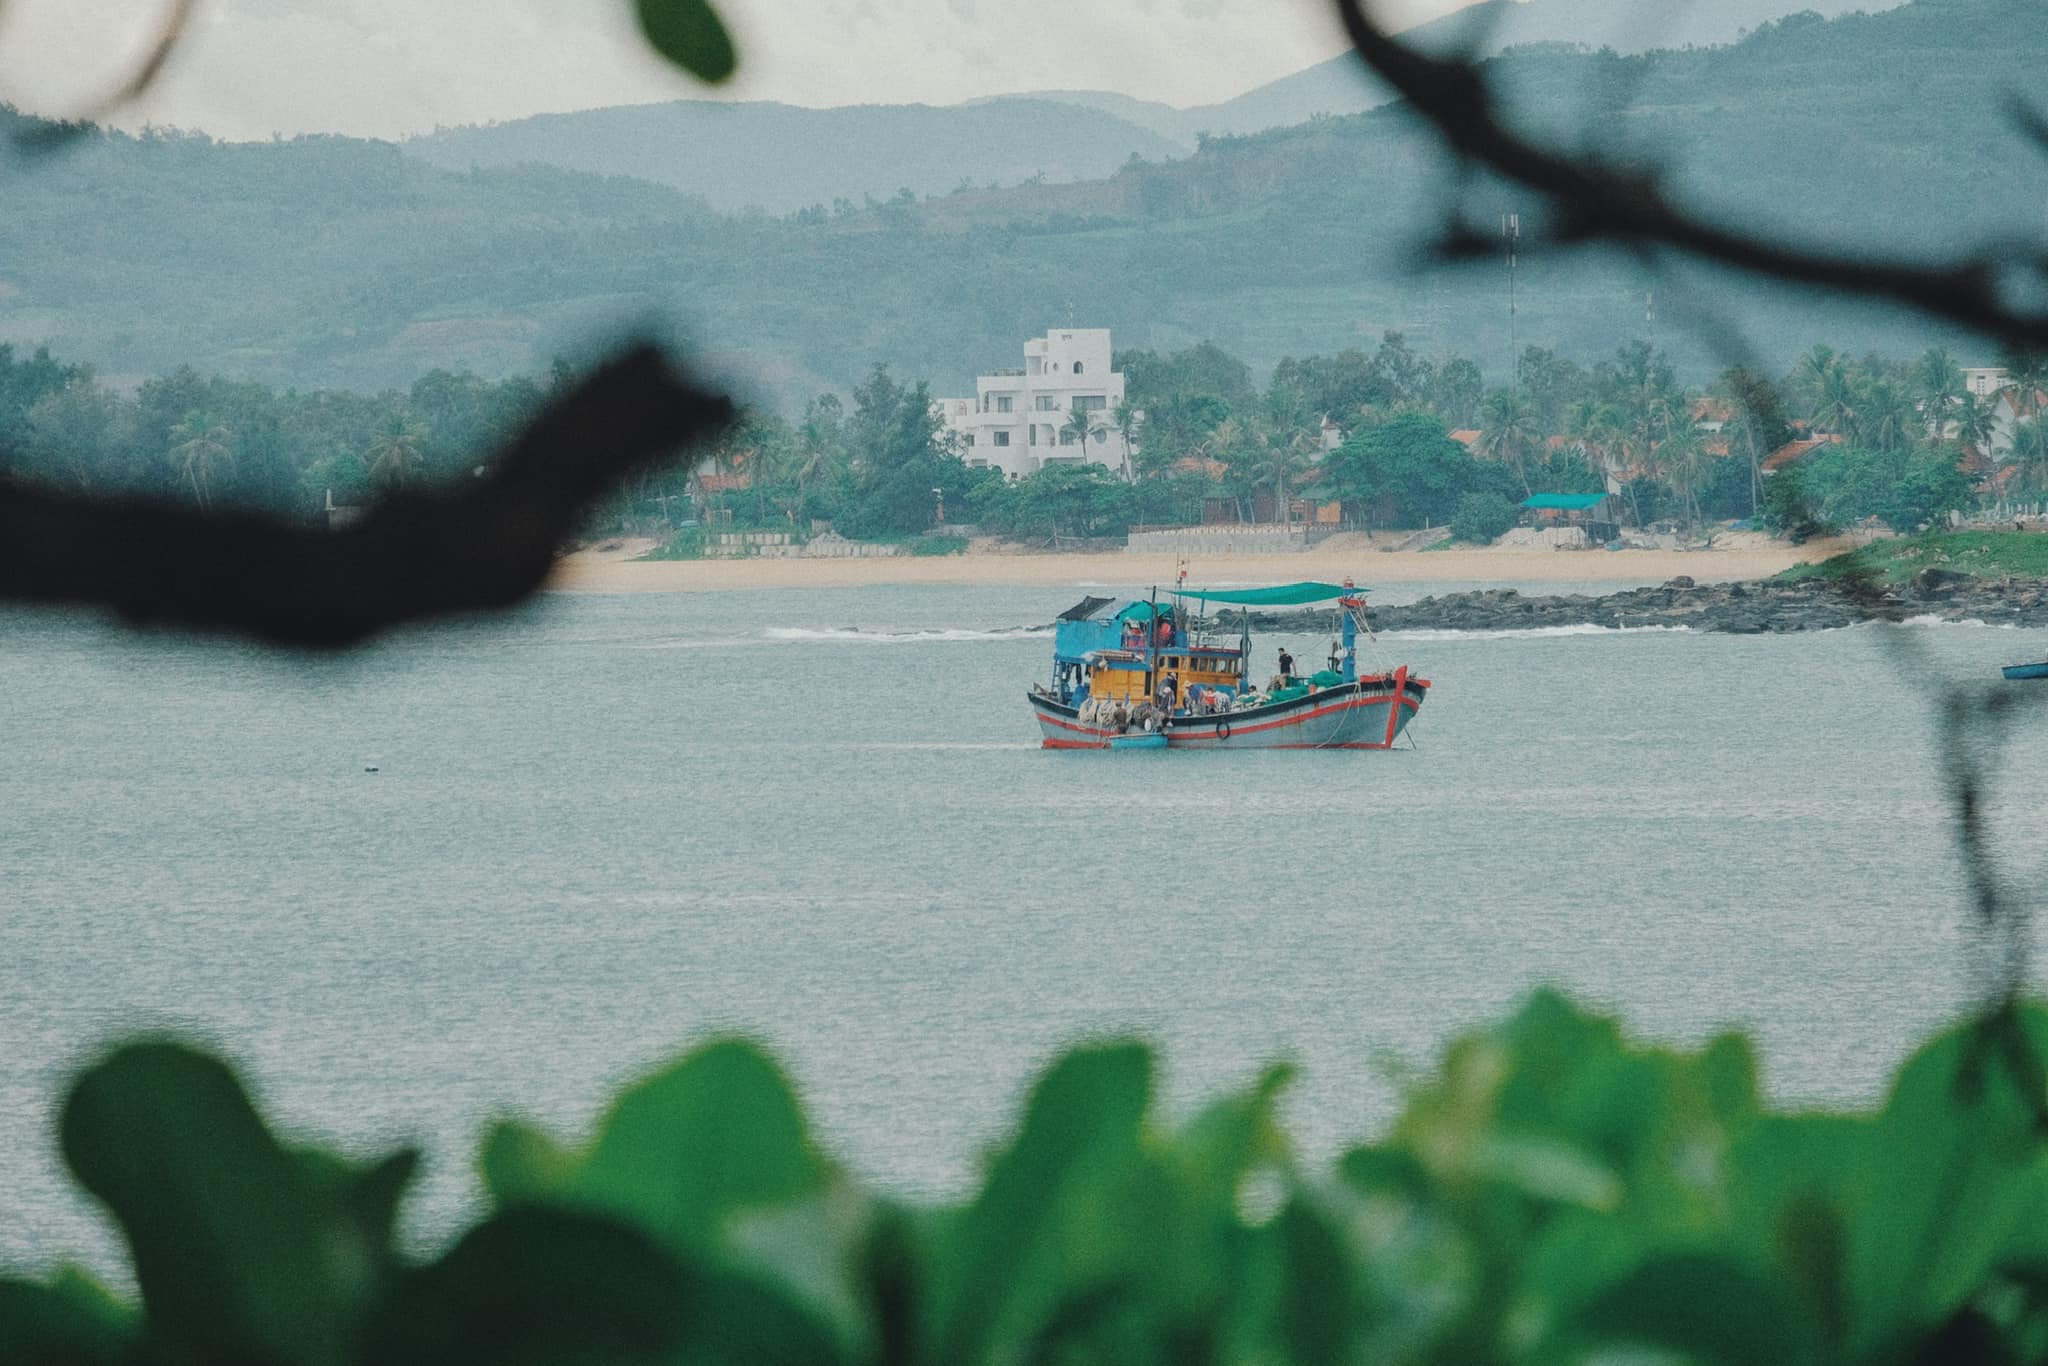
[550,536,1838,594]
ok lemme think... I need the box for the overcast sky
[0,0,1476,142]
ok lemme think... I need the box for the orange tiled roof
[1449,429,1482,449]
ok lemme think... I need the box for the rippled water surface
[7,579,2048,1270]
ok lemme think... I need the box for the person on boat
[1277,647,1295,681]
[1154,617,1173,648]
[1122,619,1144,650]
[1157,672,1179,713]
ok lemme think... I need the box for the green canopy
[1174,582,1360,607]
[1522,493,1608,511]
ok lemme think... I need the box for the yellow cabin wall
[1087,653,1242,703]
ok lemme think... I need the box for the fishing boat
[2003,661,2048,681]
[1027,581,1429,750]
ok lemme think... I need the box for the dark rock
[1664,575,1696,589]
[1913,567,1975,598]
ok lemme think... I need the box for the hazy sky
[0,0,1475,142]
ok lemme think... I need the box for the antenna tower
[1502,211,1521,392]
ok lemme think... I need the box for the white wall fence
[757,532,906,559]
[1124,525,1310,555]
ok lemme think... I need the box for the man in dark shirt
[1277,648,1295,681]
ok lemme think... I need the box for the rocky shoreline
[1223,571,2048,635]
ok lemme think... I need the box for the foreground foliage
[9,992,2048,1365]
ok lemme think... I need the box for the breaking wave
[1378,623,1696,642]
[1892,614,2008,629]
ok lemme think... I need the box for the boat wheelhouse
[1028,581,1428,750]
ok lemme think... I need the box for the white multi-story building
[1965,366,2010,398]
[934,329,1134,481]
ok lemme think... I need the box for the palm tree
[1654,418,1707,531]
[2015,417,2048,494]
[1060,405,1109,459]
[1915,347,1964,445]
[1478,387,1539,495]
[1859,380,1919,453]
[1564,398,1633,520]
[1809,363,1859,439]
[1111,399,1142,481]
[170,412,233,512]
[1250,432,1315,526]
[1203,417,1259,522]
[1799,345,1837,401]
[2003,346,2048,400]
[365,413,428,491]
[1953,392,1997,455]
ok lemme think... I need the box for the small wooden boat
[1029,580,1428,750]
[2002,661,2048,681]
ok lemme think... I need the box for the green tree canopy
[1315,412,1517,528]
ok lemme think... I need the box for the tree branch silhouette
[0,343,733,648]
[1332,0,2048,350]
[6,0,201,152]
[1330,0,2048,1008]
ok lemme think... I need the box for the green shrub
[1449,491,1518,545]
[906,532,968,557]
[638,529,708,560]
[10,992,2048,1364]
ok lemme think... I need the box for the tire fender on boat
[1215,720,1232,741]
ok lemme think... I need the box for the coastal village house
[934,329,1133,481]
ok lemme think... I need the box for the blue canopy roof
[1522,493,1608,511]
[1173,582,1360,607]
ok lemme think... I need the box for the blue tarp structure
[1522,493,1608,511]
[1172,582,1359,607]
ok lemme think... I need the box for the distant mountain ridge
[403,0,1896,214]
[405,97,1189,215]
[992,0,1907,140]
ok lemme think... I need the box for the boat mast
[1146,584,1158,698]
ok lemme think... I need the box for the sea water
[5,580,2048,1271]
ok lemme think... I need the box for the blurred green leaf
[1276,1197,1359,1366]
[922,1042,1153,1365]
[1847,1006,2048,1354]
[1572,1251,1820,1365]
[0,1269,135,1366]
[1467,1134,1623,1211]
[572,1038,824,1248]
[1173,1062,1295,1200]
[477,1040,858,1363]
[60,1041,399,1366]
[727,1181,879,1359]
[369,1206,688,1366]
[478,1118,577,1206]
[1726,1115,1865,1347]
[635,0,737,82]
[293,1143,423,1257]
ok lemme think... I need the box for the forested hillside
[0,0,2036,407]
[1171,0,1898,137]
[405,98,1191,214]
